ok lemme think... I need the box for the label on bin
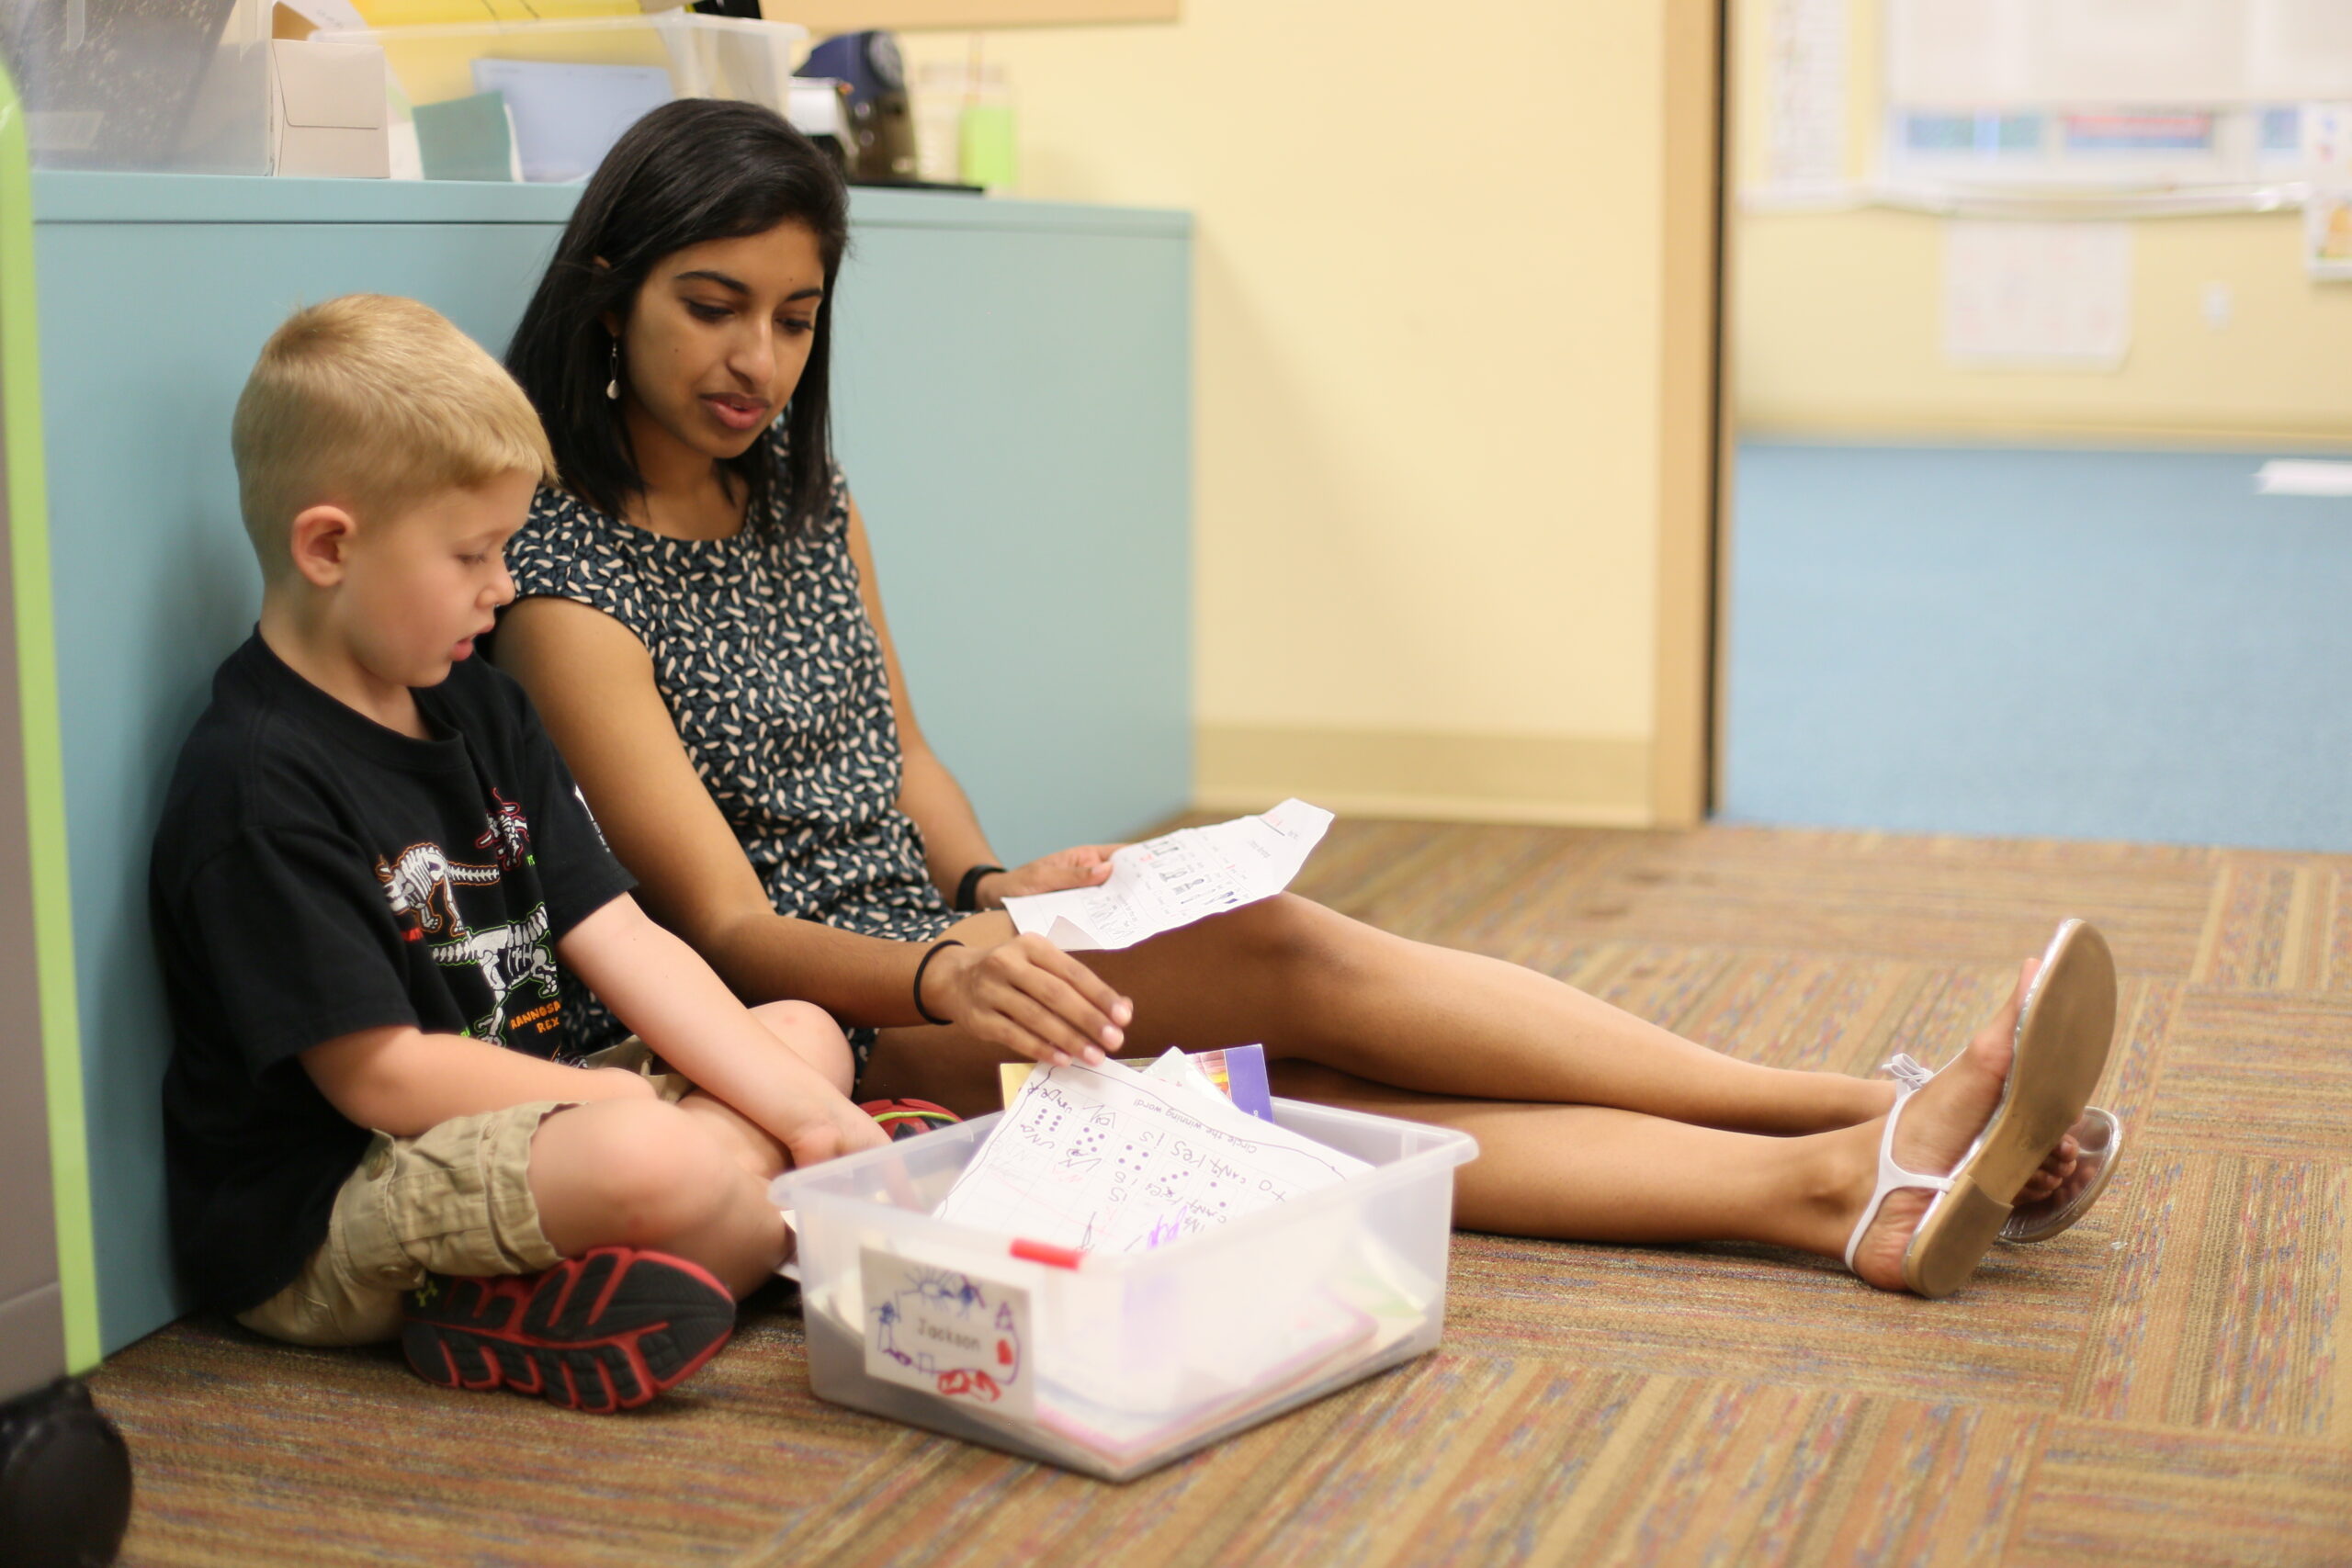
[861,1247,1035,1419]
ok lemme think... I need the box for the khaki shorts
[235,1040,690,1348]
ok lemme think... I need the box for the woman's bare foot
[2020,1122,2080,1202]
[2022,1126,2083,1202]
[1847,970,2079,1202]
[1845,959,2049,1293]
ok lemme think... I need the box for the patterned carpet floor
[89,820,2352,1566]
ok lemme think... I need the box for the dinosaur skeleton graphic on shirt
[373,797,560,1043]
[433,903,560,1043]
[375,841,501,939]
[474,788,533,871]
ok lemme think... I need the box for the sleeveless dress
[503,434,960,1059]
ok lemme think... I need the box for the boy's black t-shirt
[153,633,634,1315]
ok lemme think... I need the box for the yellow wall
[899,4,1704,826]
[1730,0,2352,445]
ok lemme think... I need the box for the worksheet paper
[1003,799,1334,952]
[933,1056,1369,1255]
[1764,0,1849,195]
[2256,459,2352,495]
[1892,0,2352,107]
[469,59,673,183]
[1943,220,2132,367]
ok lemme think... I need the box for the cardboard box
[269,36,390,177]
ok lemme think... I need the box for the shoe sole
[402,1248,736,1413]
[1903,919,2119,1298]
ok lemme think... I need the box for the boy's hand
[777,1097,892,1168]
[928,934,1133,1068]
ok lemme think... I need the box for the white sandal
[1843,1055,1955,1277]
[1882,1056,2125,1245]
[1842,919,2119,1298]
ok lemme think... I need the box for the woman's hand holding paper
[975,845,1124,908]
[929,934,1135,1068]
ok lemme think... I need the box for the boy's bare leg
[863,897,1896,1134]
[671,998,854,1181]
[521,997,854,1298]
[526,1100,786,1298]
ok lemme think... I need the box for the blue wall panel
[30,175,1190,1351]
[834,217,1191,866]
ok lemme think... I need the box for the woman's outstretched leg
[1103,897,1899,1131]
[855,904,2080,1227]
[1268,971,2067,1289]
[862,896,1894,1134]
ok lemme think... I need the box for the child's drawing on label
[862,1252,1033,1418]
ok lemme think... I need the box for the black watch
[954,863,1005,912]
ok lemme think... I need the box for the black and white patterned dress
[503,435,959,1057]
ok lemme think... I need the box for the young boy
[153,295,889,1413]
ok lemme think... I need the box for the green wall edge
[1,66,102,1371]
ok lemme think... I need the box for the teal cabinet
[27,173,1190,1353]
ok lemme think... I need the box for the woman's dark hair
[505,98,849,529]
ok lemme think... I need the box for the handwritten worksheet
[1003,799,1335,952]
[933,1057,1368,1253]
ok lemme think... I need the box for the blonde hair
[232,295,556,572]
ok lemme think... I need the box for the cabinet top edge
[30,172,1192,238]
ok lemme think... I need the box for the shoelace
[1883,1052,1934,1093]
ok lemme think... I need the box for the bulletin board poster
[2308,187,2352,281]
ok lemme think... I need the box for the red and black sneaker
[400,1247,735,1414]
[858,1097,963,1142]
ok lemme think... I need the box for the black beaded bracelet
[913,938,963,1026]
[954,863,1005,912]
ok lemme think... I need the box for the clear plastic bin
[776,1099,1476,1483]
[0,0,273,174]
[351,14,806,125]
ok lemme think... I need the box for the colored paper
[2306,186,2352,281]
[413,90,515,181]
[1000,1044,1274,1123]
[353,0,636,21]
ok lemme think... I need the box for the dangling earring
[605,338,620,401]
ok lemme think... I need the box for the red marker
[1009,1238,1083,1270]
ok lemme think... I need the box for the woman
[493,100,2117,1298]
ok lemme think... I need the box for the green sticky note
[415,91,515,183]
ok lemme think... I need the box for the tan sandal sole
[1901,919,2119,1298]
